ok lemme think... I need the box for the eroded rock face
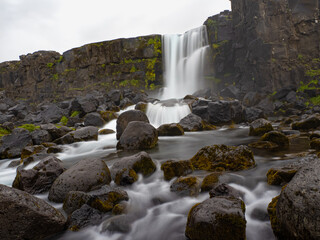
[190,144,255,172]
[0,184,66,240]
[270,159,320,239]
[48,158,111,203]
[185,197,246,240]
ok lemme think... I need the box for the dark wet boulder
[209,183,241,199]
[116,110,149,140]
[8,103,28,119]
[38,104,65,124]
[161,160,193,181]
[292,115,320,131]
[31,129,52,145]
[0,184,66,239]
[48,158,111,202]
[67,204,103,231]
[12,156,65,194]
[269,159,320,239]
[69,95,99,117]
[185,197,246,240]
[54,126,98,145]
[100,110,118,122]
[0,114,15,124]
[157,123,184,136]
[179,113,204,131]
[108,89,122,105]
[260,131,289,147]
[243,107,265,123]
[249,118,273,136]
[200,173,220,192]
[0,128,33,159]
[63,185,128,215]
[111,151,156,186]
[266,155,318,186]
[170,176,201,197]
[207,100,244,125]
[84,112,105,127]
[190,144,255,172]
[117,121,158,150]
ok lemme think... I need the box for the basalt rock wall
[204,0,320,97]
[0,35,162,102]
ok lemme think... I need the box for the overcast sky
[0,0,231,62]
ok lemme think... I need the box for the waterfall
[161,25,209,100]
[146,25,209,127]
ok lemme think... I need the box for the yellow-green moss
[0,127,11,137]
[17,124,40,132]
[267,196,280,236]
[60,116,68,126]
[70,111,80,118]
[201,173,220,192]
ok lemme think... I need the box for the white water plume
[161,25,209,100]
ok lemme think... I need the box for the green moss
[130,66,137,73]
[52,73,59,81]
[297,54,304,61]
[161,160,193,181]
[201,173,220,192]
[55,56,63,63]
[147,36,161,56]
[267,196,280,236]
[266,168,297,186]
[17,124,40,132]
[306,69,320,78]
[0,127,11,137]
[310,95,320,105]
[60,116,68,126]
[260,131,289,147]
[70,111,80,118]
[47,62,54,68]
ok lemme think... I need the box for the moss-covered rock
[170,176,201,197]
[98,129,115,135]
[157,123,184,136]
[266,169,297,186]
[248,141,279,149]
[200,173,220,192]
[310,138,320,150]
[260,131,289,147]
[190,144,255,172]
[185,197,246,240]
[20,145,46,160]
[160,160,193,181]
[292,115,320,131]
[135,102,148,113]
[100,111,118,122]
[249,118,273,136]
[267,196,281,237]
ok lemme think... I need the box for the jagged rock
[170,176,201,197]
[249,118,273,136]
[63,186,128,215]
[292,115,320,131]
[38,104,65,124]
[48,158,111,203]
[157,123,184,136]
[179,113,204,131]
[260,131,289,147]
[69,95,99,117]
[269,159,320,239]
[54,126,98,145]
[31,129,52,145]
[117,121,158,150]
[116,110,149,140]
[185,197,246,240]
[0,184,66,239]
[161,160,193,181]
[84,112,105,127]
[111,151,156,186]
[200,173,220,192]
[190,144,255,172]
[12,156,65,194]
[0,128,33,159]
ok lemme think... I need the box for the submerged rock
[161,160,193,181]
[185,197,246,240]
[12,156,65,194]
[116,110,149,140]
[0,184,66,239]
[111,151,156,186]
[117,121,158,150]
[190,144,255,172]
[48,158,111,202]
[249,118,273,136]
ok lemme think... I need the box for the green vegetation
[47,62,54,68]
[147,36,162,56]
[130,66,137,73]
[0,127,11,137]
[297,79,318,92]
[55,56,63,63]
[70,111,80,118]
[52,73,59,80]
[60,116,68,126]
[310,96,320,105]
[17,124,40,132]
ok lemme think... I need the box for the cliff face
[205,0,320,97]
[0,35,162,102]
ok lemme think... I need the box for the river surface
[0,116,311,240]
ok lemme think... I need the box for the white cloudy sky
[0,0,231,62]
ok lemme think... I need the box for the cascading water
[146,25,209,126]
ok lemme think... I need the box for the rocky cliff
[205,0,320,98]
[0,35,162,102]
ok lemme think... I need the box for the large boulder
[269,159,320,239]
[0,184,66,239]
[12,156,65,194]
[185,196,246,240]
[31,129,52,145]
[292,115,320,131]
[48,158,111,202]
[116,110,149,140]
[207,100,244,125]
[170,176,201,197]
[117,121,158,150]
[161,160,193,181]
[84,112,105,127]
[249,118,273,136]
[179,113,204,132]
[190,144,255,172]
[157,123,184,136]
[111,151,156,185]
[38,104,65,124]
[260,131,289,147]
[0,128,33,159]
[69,95,99,117]
[54,126,98,145]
